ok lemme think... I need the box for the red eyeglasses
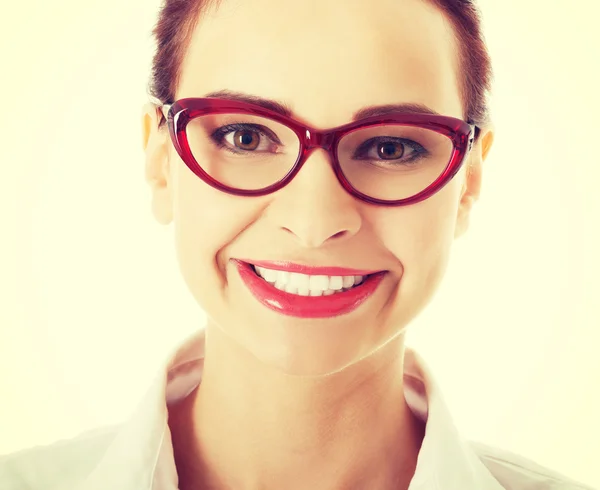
[158,97,478,206]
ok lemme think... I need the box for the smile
[233,260,387,319]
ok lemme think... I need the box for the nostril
[331,230,348,240]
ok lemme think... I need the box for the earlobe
[141,103,174,225]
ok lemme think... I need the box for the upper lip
[235,259,385,276]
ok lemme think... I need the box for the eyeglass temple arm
[148,96,171,125]
[158,104,171,126]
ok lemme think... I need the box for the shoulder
[0,425,120,490]
[470,440,596,490]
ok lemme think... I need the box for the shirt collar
[78,330,504,490]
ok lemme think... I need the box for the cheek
[171,163,259,304]
[378,178,462,305]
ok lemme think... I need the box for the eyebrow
[204,90,294,118]
[203,89,441,122]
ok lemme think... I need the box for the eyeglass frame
[154,97,479,207]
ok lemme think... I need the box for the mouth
[233,260,387,319]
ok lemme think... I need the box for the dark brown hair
[148,0,492,127]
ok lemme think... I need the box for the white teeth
[309,275,329,290]
[290,272,310,290]
[342,276,355,288]
[274,271,290,289]
[253,265,368,296]
[261,268,278,283]
[329,276,343,290]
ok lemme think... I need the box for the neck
[170,328,424,490]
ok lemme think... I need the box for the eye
[353,137,425,164]
[211,123,282,154]
[377,141,408,160]
[230,129,261,151]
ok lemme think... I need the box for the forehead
[177,0,463,127]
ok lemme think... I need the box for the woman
[0,0,595,489]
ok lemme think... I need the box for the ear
[454,126,495,239]
[142,102,173,225]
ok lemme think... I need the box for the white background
[0,0,599,487]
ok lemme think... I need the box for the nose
[265,149,362,249]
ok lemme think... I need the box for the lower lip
[233,260,386,319]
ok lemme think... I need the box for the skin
[141,0,494,488]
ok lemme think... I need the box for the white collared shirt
[0,330,594,490]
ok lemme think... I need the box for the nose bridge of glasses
[303,129,336,153]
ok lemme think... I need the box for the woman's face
[143,0,492,375]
